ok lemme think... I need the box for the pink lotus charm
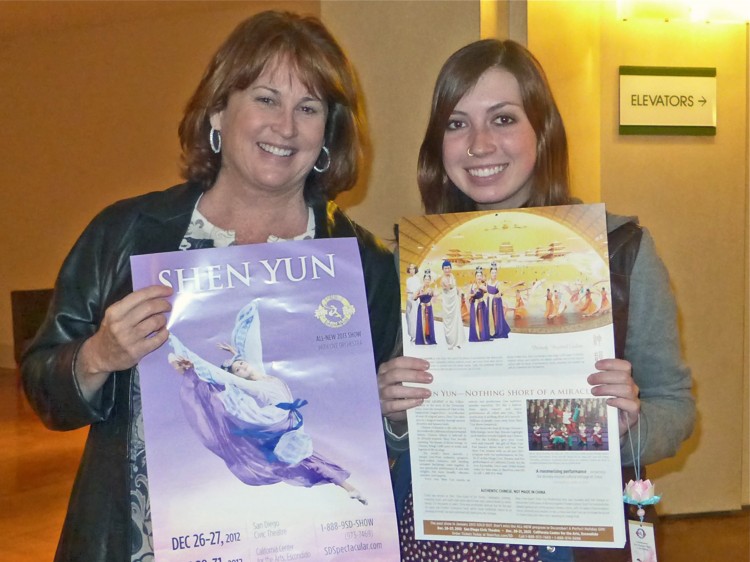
[623,479,661,505]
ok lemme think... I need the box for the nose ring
[467,147,476,157]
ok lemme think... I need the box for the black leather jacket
[21,182,400,562]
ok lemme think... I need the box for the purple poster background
[132,238,399,562]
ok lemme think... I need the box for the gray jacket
[606,213,694,466]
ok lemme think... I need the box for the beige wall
[0,1,317,367]
[528,2,603,205]
[599,8,746,516]
[321,0,480,244]
[529,2,747,514]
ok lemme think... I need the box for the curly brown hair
[178,11,366,203]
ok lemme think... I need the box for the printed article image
[400,206,612,349]
[526,398,610,451]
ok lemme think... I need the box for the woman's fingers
[106,285,173,336]
[589,359,638,398]
[380,381,431,402]
[83,285,174,375]
[378,356,432,385]
[381,398,426,421]
[377,356,432,418]
[589,358,640,436]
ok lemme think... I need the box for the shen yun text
[157,253,337,293]
[434,388,591,398]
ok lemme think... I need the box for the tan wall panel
[528,1,602,206]
[0,2,318,367]
[321,0,480,245]
[598,12,746,514]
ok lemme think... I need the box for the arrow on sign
[698,97,706,106]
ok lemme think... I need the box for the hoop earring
[313,145,331,173]
[467,147,476,157]
[209,127,222,154]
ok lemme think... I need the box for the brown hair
[418,39,570,214]
[179,11,365,202]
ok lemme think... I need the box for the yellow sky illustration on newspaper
[421,211,607,285]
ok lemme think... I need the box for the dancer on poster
[531,423,543,450]
[168,301,367,504]
[468,266,490,342]
[593,422,604,448]
[440,260,466,349]
[552,289,566,318]
[405,263,421,342]
[487,262,511,339]
[579,288,598,316]
[578,423,588,448]
[544,289,555,320]
[513,289,528,320]
[415,271,437,345]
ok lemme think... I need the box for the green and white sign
[619,66,716,136]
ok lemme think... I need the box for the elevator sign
[619,66,716,136]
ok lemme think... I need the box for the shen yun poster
[399,204,626,549]
[131,238,399,562]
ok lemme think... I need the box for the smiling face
[442,67,537,210]
[210,58,328,199]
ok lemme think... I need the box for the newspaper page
[399,204,626,548]
[131,238,399,562]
